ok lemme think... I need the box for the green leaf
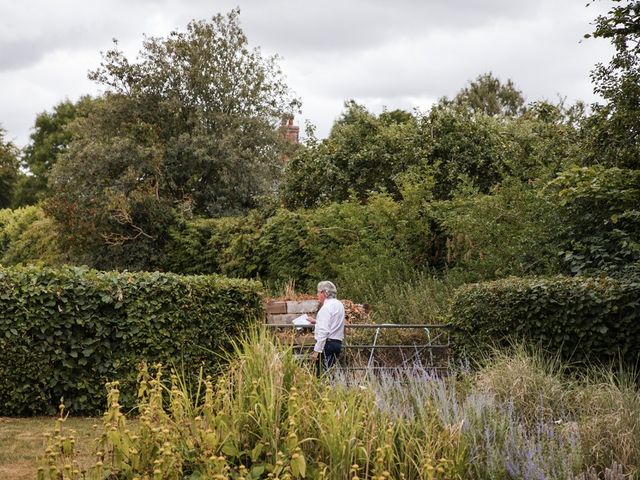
[251,465,265,478]
[221,443,239,458]
[291,453,306,478]
[251,443,263,462]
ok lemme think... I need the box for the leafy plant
[450,275,640,364]
[544,165,640,278]
[0,265,262,415]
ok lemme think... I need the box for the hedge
[162,196,415,296]
[0,265,263,415]
[449,275,640,364]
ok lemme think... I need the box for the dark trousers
[317,339,342,376]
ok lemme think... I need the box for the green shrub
[450,275,640,364]
[0,265,262,415]
[163,217,242,275]
[543,165,640,278]
[428,180,565,282]
[0,206,63,266]
[161,196,415,300]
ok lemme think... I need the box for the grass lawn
[0,417,98,480]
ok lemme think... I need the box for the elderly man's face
[317,290,327,306]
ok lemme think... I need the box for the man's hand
[311,351,319,361]
[308,315,316,324]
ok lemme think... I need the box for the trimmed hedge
[0,266,262,415]
[450,275,640,364]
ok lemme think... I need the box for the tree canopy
[281,101,425,209]
[450,72,526,117]
[14,96,96,206]
[0,128,19,209]
[282,79,582,208]
[47,9,299,268]
[583,0,640,167]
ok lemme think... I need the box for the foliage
[39,331,468,479]
[583,0,640,168]
[427,165,639,283]
[47,9,299,269]
[282,84,582,208]
[0,127,19,209]
[17,96,95,205]
[430,180,566,282]
[38,332,640,478]
[0,265,262,415]
[416,78,582,200]
[421,106,509,199]
[281,102,426,209]
[361,272,454,325]
[424,100,583,199]
[449,72,526,117]
[544,165,640,277]
[450,275,640,364]
[45,94,178,270]
[162,196,414,300]
[163,216,247,275]
[0,206,63,266]
[501,100,586,182]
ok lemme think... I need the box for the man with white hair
[311,280,345,373]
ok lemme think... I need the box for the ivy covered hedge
[450,275,640,364]
[0,266,262,415]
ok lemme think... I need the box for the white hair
[317,280,337,298]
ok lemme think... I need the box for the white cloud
[0,0,614,146]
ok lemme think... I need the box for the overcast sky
[1,0,614,148]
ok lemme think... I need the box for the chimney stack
[284,117,299,144]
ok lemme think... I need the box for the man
[310,280,345,374]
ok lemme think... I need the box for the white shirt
[313,298,345,353]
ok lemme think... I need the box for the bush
[161,196,415,300]
[450,275,640,364]
[0,265,262,415]
[163,216,246,275]
[428,180,565,282]
[543,165,640,278]
[0,206,63,266]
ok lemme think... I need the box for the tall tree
[281,102,425,209]
[48,9,299,269]
[452,72,526,117]
[282,85,580,208]
[17,96,95,205]
[0,128,19,209]
[584,0,640,168]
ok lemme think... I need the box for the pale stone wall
[265,299,319,324]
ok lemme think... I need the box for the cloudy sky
[1,0,614,147]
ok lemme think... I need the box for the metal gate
[264,323,451,375]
